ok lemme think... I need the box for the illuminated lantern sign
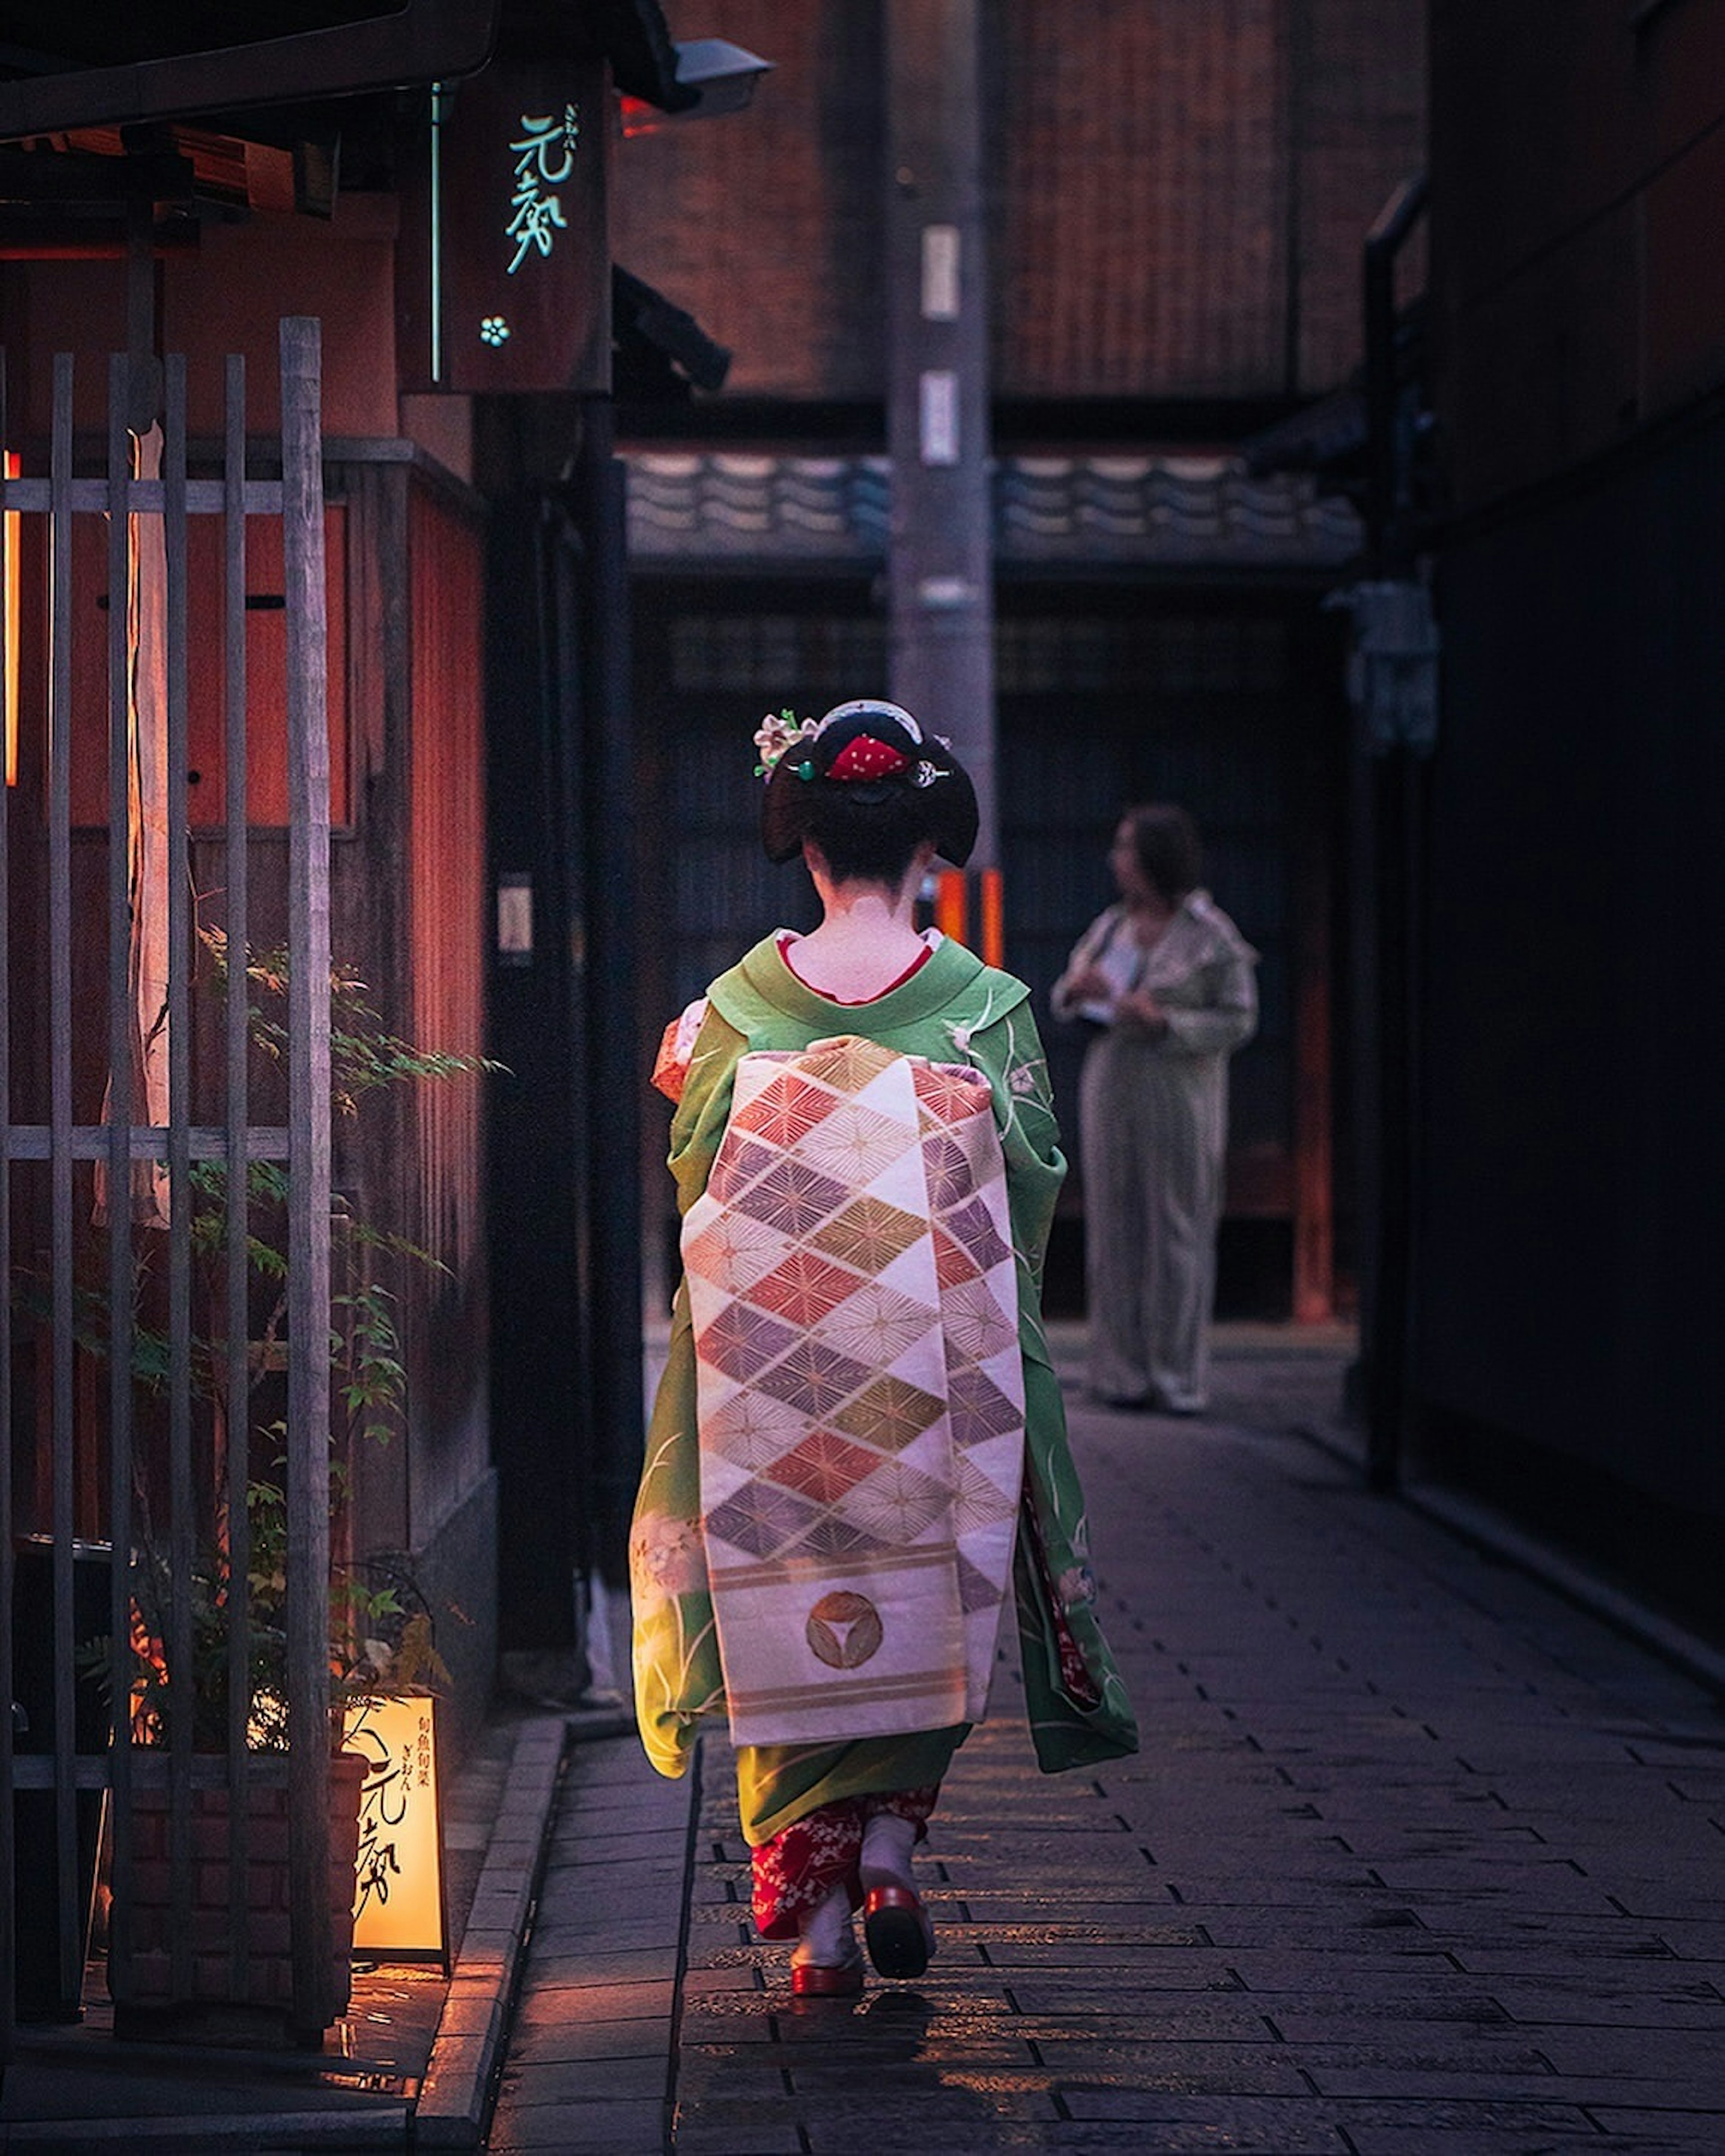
[345,1694,448,1963]
[398,56,609,396]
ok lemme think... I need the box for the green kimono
[631,932,1137,1843]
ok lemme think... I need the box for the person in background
[634,701,1135,2000]
[1052,803,1258,1415]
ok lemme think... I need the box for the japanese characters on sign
[397,57,608,396]
[507,105,579,276]
[345,1694,447,1961]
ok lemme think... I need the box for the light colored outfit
[1053,891,1258,1412]
[633,930,1137,1864]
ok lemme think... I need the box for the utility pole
[883,0,997,870]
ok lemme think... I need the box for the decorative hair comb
[753,707,817,779]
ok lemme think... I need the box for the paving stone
[1487,1979,1725,2029]
[495,2052,667,2102]
[484,2093,665,2151]
[486,1330,1725,2152]
[671,2105,808,2153]
[1339,2129,1621,2153]
[511,1976,677,2022]
[506,2013,680,2065]
[1582,2108,1725,2151]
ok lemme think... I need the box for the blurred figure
[1052,804,1258,1414]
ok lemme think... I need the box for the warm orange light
[4,449,18,787]
[935,866,968,947]
[979,867,1004,970]
[344,1695,447,1961]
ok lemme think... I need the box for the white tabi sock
[859,1810,918,1893]
[790,1882,858,1969]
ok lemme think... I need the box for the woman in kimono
[1052,803,1258,1416]
[633,701,1136,1998]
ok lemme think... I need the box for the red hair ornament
[826,733,911,781]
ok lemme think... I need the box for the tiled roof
[626,453,1361,570]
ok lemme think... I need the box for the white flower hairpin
[753,708,818,779]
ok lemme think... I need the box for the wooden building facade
[614,0,1426,1321]
[1,0,736,2050]
[1410,0,1725,1633]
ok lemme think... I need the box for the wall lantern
[619,38,774,136]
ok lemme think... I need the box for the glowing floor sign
[344,1695,448,1963]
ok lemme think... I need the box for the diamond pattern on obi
[748,1248,862,1326]
[841,1459,951,1542]
[801,1034,900,1093]
[681,1210,783,1297]
[764,1429,881,1505]
[810,1194,925,1272]
[948,1365,1023,1447]
[736,1158,849,1237]
[786,1511,886,1560]
[699,1304,800,1382]
[939,1277,1019,1363]
[702,1389,806,1472]
[938,1194,1011,1272]
[705,1481,822,1559]
[922,1131,979,1211]
[707,1132,779,1204]
[931,1223,983,1289]
[728,1068,843,1149]
[755,1339,872,1419]
[832,1374,946,1453]
[682,1037,1026,1749]
[820,1281,938,1365]
[813,1097,916,1182]
[911,1060,993,1127]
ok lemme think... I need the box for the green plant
[72,925,493,1749]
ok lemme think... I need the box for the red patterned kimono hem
[751,1784,940,1940]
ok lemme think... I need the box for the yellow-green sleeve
[629,1008,746,1780]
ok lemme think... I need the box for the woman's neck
[788,851,931,999]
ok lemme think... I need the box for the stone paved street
[487,1335,1725,2154]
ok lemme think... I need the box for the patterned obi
[682,1035,1027,1749]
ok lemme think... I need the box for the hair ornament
[827,733,911,782]
[813,698,924,746]
[759,694,979,867]
[753,707,818,779]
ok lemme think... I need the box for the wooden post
[222,352,254,1993]
[884,0,998,866]
[0,346,13,2067]
[577,393,645,1577]
[280,315,335,2032]
[163,354,196,2008]
[47,353,78,2011]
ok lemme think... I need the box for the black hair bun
[761,702,978,869]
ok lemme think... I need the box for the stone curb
[413,1714,570,2150]
[1404,1480,1725,1697]
[1289,1409,1725,1701]
[0,2112,411,2150]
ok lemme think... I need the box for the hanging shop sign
[398,55,609,396]
[345,1693,449,1965]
